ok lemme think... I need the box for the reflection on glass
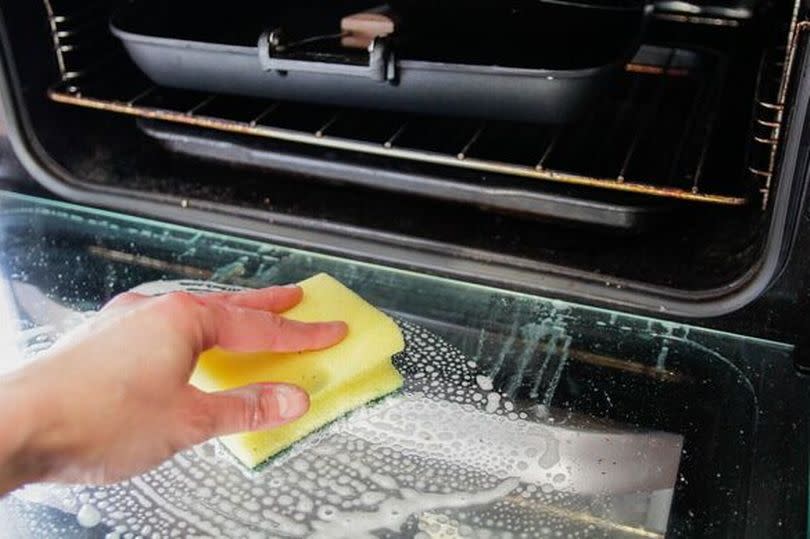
[0,191,796,538]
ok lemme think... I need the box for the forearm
[0,370,49,495]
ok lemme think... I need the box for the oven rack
[45,2,750,206]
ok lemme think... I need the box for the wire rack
[44,1,755,206]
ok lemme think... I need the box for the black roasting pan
[110,0,651,124]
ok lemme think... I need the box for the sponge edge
[190,273,405,468]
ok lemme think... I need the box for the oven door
[0,191,805,538]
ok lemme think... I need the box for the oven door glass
[0,191,804,538]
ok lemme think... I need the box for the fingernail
[273,384,309,420]
[327,321,349,335]
[318,321,349,346]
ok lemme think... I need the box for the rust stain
[625,64,690,77]
[87,245,212,279]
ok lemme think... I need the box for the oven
[0,0,808,536]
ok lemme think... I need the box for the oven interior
[0,0,805,301]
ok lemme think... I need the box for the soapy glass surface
[0,191,802,538]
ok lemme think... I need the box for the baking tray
[136,118,676,230]
[110,0,650,124]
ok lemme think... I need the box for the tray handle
[258,28,396,82]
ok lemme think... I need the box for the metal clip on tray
[259,27,396,82]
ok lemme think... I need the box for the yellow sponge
[190,273,405,468]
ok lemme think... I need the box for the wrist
[0,368,53,494]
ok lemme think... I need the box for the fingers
[201,302,348,353]
[105,285,303,314]
[200,285,303,313]
[184,383,309,441]
[149,290,348,355]
[119,283,347,355]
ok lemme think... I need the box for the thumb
[184,383,310,442]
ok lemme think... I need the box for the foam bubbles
[475,375,494,391]
[485,392,501,414]
[76,503,101,528]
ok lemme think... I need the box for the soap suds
[77,503,101,528]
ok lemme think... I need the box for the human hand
[0,285,348,493]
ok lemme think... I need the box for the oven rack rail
[44,2,751,206]
[749,47,788,209]
[749,14,810,209]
